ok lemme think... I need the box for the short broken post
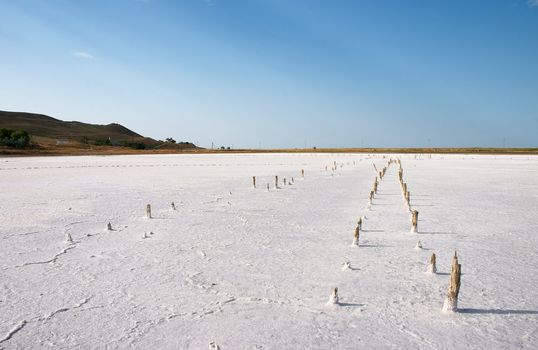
[327,287,339,305]
[65,231,73,243]
[107,222,113,231]
[352,223,360,246]
[428,253,437,274]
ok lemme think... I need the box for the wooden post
[428,253,437,273]
[327,287,339,305]
[252,176,256,188]
[171,202,176,211]
[146,204,152,219]
[443,252,462,312]
[66,231,73,243]
[352,223,360,246]
[275,175,278,188]
[107,222,113,231]
[284,177,287,186]
[301,169,305,178]
[411,210,419,232]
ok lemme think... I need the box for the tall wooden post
[443,252,462,312]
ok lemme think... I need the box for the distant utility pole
[211,142,214,150]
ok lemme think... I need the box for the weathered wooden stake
[443,252,462,312]
[327,287,339,305]
[107,222,113,231]
[352,224,360,246]
[301,169,305,178]
[411,210,419,232]
[252,176,256,188]
[275,175,278,188]
[428,253,437,274]
[284,178,287,186]
[146,204,152,219]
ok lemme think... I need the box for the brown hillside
[0,110,145,142]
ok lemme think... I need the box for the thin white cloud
[72,51,94,60]
[204,0,215,7]
[528,0,538,7]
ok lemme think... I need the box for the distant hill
[0,110,146,141]
[0,110,197,151]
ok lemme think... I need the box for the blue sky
[1,0,537,148]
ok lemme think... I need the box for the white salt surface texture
[1,153,538,349]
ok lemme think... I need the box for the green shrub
[123,142,147,149]
[94,138,112,146]
[0,128,30,148]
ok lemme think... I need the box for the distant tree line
[0,128,30,148]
